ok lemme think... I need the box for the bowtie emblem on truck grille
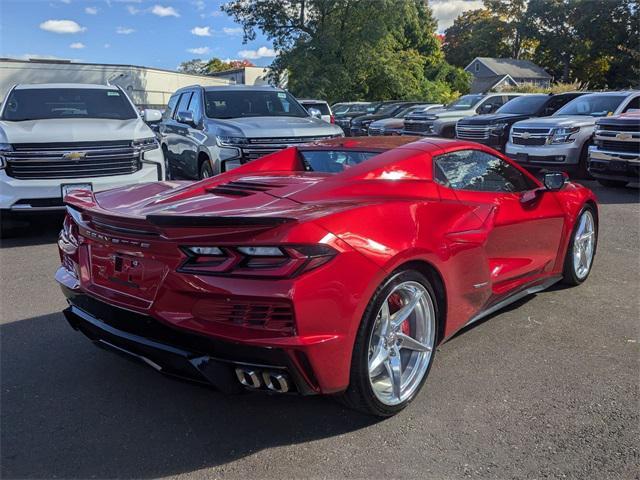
[615,133,632,141]
[62,151,87,160]
[521,132,531,139]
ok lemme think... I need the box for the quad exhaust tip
[234,367,290,393]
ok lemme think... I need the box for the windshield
[334,104,369,115]
[496,95,549,115]
[1,88,137,121]
[446,94,484,110]
[300,150,378,173]
[395,105,427,118]
[204,90,308,119]
[375,103,404,116]
[554,94,627,117]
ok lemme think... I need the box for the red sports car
[56,136,598,417]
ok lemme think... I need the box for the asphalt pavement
[1,181,638,479]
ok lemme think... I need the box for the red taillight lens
[330,115,335,124]
[179,244,337,278]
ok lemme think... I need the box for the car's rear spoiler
[145,215,296,228]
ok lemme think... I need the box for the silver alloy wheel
[573,210,596,280]
[367,281,435,406]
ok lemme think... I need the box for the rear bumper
[588,148,640,182]
[62,287,318,395]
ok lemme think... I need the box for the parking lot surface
[1,181,638,479]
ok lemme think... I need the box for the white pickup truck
[0,83,164,216]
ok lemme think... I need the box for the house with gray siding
[465,57,552,93]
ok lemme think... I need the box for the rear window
[2,88,137,121]
[204,90,308,119]
[302,102,330,115]
[300,150,378,173]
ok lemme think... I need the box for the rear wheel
[340,270,438,417]
[199,159,214,179]
[576,142,593,179]
[562,205,597,286]
[597,179,628,188]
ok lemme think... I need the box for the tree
[223,0,469,103]
[178,59,208,75]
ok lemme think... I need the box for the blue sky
[0,0,478,71]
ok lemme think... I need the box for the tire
[562,204,598,286]
[199,158,214,179]
[161,145,172,180]
[576,142,593,180]
[441,126,455,139]
[597,179,628,188]
[339,269,439,417]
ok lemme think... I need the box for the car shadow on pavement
[584,181,639,205]
[0,312,378,479]
[0,214,64,248]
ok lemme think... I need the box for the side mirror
[308,107,322,119]
[143,109,162,123]
[175,110,196,128]
[543,171,567,191]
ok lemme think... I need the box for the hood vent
[208,181,284,197]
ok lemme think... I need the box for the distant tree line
[178,58,255,75]
[443,0,639,89]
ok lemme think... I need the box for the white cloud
[238,46,276,59]
[84,6,98,14]
[39,19,86,34]
[104,43,111,48]
[116,26,135,34]
[191,26,211,36]
[69,42,85,49]
[430,0,483,31]
[60,0,71,4]
[222,27,242,35]
[187,46,210,55]
[151,5,180,17]
[192,0,205,11]
[126,5,140,14]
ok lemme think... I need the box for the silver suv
[159,85,343,179]
[505,91,640,177]
[402,93,521,138]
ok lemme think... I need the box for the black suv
[455,92,586,151]
[350,102,422,136]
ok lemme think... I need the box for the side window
[622,96,640,112]
[163,94,179,120]
[434,149,536,193]
[478,96,505,114]
[187,90,203,123]
[544,95,569,115]
[175,91,192,118]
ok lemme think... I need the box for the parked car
[403,93,521,138]
[368,104,443,136]
[57,136,598,417]
[0,83,164,217]
[335,101,399,136]
[456,92,586,151]
[158,85,343,180]
[506,91,640,177]
[299,99,334,124]
[332,102,371,134]
[588,111,640,187]
[350,102,424,136]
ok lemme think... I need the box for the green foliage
[177,59,208,75]
[222,0,470,103]
[178,58,255,75]
[444,0,638,89]
[499,81,585,93]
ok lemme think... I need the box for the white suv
[0,83,164,214]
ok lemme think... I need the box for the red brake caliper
[389,293,411,335]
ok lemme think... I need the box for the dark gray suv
[159,85,343,179]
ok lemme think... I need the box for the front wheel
[199,159,214,179]
[562,205,598,286]
[339,270,438,417]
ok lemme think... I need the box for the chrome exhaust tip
[234,368,261,389]
[261,371,290,393]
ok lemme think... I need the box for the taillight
[179,244,337,278]
[330,115,335,124]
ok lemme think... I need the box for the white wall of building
[0,58,231,108]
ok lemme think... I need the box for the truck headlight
[550,127,580,144]
[490,123,508,134]
[217,136,249,147]
[0,143,12,170]
[132,137,159,151]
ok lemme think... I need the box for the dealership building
[0,58,278,109]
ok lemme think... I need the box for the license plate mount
[61,183,92,198]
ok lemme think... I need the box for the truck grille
[403,119,433,134]
[240,136,337,162]
[368,126,383,136]
[5,141,141,180]
[600,140,640,154]
[456,125,490,140]
[599,123,640,133]
[511,128,551,146]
